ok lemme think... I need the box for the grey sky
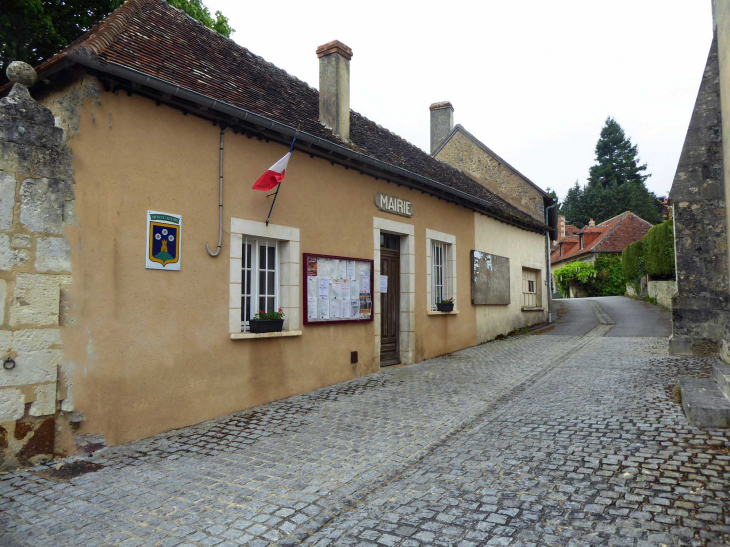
[206,0,712,201]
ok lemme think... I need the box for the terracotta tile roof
[27,0,545,232]
[565,224,580,236]
[551,212,653,265]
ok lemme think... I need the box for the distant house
[553,215,580,247]
[551,212,653,267]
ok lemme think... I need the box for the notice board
[471,250,510,305]
[303,253,374,325]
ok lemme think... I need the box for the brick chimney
[589,218,596,227]
[317,40,352,141]
[429,102,453,154]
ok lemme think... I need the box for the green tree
[585,117,662,224]
[1,0,233,83]
[588,117,649,188]
[561,119,663,227]
[560,180,588,228]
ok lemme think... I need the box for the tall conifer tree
[562,118,662,226]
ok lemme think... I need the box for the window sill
[428,310,459,315]
[230,330,303,340]
[521,307,544,312]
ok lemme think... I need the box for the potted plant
[249,308,285,333]
[436,297,454,312]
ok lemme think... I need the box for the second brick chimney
[317,40,352,141]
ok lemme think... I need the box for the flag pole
[266,126,299,226]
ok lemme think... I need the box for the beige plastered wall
[39,74,480,446]
[474,213,548,343]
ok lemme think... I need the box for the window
[559,243,564,257]
[230,219,300,337]
[579,235,584,250]
[426,229,457,313]
[240,238,279,331]
[522,268,540,309]
[431,240,449,310]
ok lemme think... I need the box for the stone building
[669,0,730,358]
[430,103,552,223]
[0,0,555,465]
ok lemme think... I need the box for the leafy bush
[554,256,625,297]
[622,241,645,294]
[644,219,675,280]
[592,254,626,296]
[553,261,596,296]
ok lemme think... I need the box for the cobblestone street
[2,323,729,546]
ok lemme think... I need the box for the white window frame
[426,229,457,314]
[431,240,449,310]
[522,267,541,309]
[230,219,300,338]
[240,237,279,331]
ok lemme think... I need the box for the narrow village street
[1,297,728,546]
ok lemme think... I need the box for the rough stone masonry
[669,36,730,358]
[0,63,77,468]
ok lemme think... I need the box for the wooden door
[380,235,400,366]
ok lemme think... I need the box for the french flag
[252,152,291,192]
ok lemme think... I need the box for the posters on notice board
[305,254,372,324]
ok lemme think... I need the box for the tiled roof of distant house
[23,0,547,232]
[551,212,653,265]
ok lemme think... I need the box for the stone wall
[669,36,730,357]
[647,280,676,309]
[0,64,76,468]
[435,129,545,222]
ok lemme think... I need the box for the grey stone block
[712,362,730,399]
[678,377,730,427]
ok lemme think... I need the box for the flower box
[249,319,284,333]
[436,302,454,312]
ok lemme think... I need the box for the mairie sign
[146,210,182,271]
[374,193,413,218]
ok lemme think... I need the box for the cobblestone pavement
[1,329,729,546]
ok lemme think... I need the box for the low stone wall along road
[1,301,728,546]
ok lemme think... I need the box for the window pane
[245,271,251,292]
[267,271,275,294]
[246,243,252,264]
[259,270,266,292]
[267,245,275,266]
[259,297,266,313]
[267,297,275,312]
[259,245,266,268]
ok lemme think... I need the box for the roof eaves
[68,54,547,233]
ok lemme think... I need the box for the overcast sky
[205,0,712,201]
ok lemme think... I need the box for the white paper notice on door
[380,275,388,293]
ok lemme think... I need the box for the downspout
[544,200,558,323]
[206,127,225,257]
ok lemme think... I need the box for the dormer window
[580,235,584,250]
[559,243,564,257]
